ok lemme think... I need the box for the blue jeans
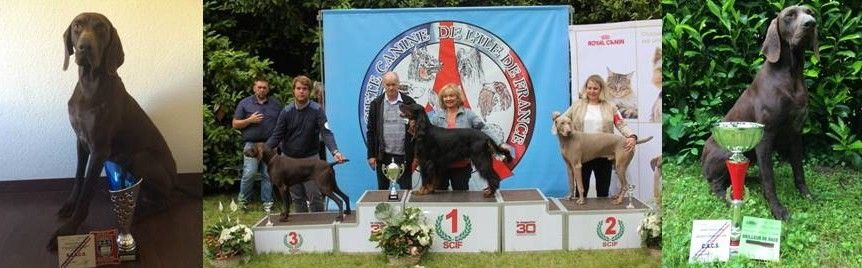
[239,142,273,204]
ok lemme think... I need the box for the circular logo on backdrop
[359,21,536,168]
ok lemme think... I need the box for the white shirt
[583,104,603,133]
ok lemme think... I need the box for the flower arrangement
[638,209,662,249]
[369,203,434,263]
[204,200,254,264]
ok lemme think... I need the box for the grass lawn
[202,194,660,267]
[662,160,862,267]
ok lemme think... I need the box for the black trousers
[436,165,471,191]
[581,157,612,197]
[375,153,413,190]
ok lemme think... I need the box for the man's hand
[247,111,264,124]
[368,157,377,170]
[334,152,346,163]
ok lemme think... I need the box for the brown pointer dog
[52,13,178,250]
[701,5,818,220]
[399,103,512,198]
[552,112,653,205]
[244,143,351,222]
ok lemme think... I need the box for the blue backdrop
[322,6,571,204]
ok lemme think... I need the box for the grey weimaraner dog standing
[50,13,177,249]
[701,6,818,220]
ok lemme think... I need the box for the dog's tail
[636,136,655,144]
[328,159,351,167]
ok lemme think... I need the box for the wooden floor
[0,174,202,268]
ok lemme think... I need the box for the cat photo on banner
[606,67,638,119]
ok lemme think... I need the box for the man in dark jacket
[366,72,416,191]
[266,75,345,212]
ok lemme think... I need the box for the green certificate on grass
[739,216,782,261]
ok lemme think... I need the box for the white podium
[406,191,500,252]
[500,189,565,251]
[335,190,407,252]
[557,197,648,250]
[252,212,339,254]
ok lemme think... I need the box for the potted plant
[204,200,254,267]
[638,209,662,257]
[369,203,434,266]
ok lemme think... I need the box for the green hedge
[662,0,862,167]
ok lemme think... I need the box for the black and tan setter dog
[399,103,512,198]
[701,5,818,220]
[245,143,351,222]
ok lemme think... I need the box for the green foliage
[663,0,862,166]
[369,203,434,258]
[662,160,862,267]
[203,26,294,190]
[826,117,862,168]
[204,200,254,262]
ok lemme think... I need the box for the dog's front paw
[415,186,433,195]
[482,188,495,198]
[47,236,58,251]
[770,205,790,221]
[47,224,77,251]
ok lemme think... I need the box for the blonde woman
[429,84,506,191]
[560,75,638,198]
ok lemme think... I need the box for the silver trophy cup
[626,184,636,209]
[712,121,764,254]
[263,202,273,227]
[712,122,764,163]
[108,178,141,261]
[382,159,405,201]
[104,160,141,262]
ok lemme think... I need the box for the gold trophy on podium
[383,159,404,201]
[712,121,764,254]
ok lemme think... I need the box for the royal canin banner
[322,6,570,201]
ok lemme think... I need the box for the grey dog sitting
[552,112,652,205]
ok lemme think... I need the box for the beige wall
[0,1,203,180]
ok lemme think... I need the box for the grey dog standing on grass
[701,5,818,220]
[51,13,179,250]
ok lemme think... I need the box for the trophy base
[119,248,138,261]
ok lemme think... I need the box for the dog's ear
[63,23,74,71]
[762,18,781,63]
[551,111,561,135]
[103,24,124,73]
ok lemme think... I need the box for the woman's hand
[625,136,636,153]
